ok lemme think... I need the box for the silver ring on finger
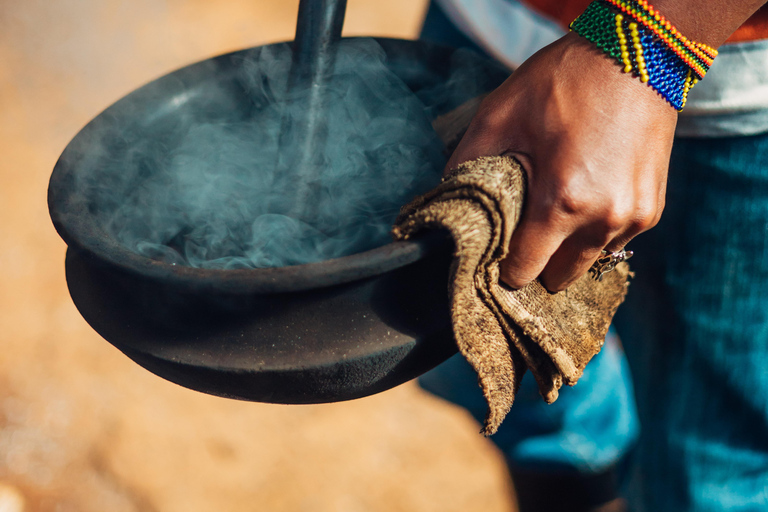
[589,248,633,281]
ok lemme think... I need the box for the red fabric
[726,4,768,43]
[519,0,768,43]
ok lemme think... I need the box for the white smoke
[81,39,481,269]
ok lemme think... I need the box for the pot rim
[48,38,463,295]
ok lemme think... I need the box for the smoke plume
[80,39,482,269]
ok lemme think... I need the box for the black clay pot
[48,38,508,403]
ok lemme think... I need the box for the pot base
[66,245,456,403]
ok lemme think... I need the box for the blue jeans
[420,3,768,510]
[419,329,640,474]
[615,134,768,511]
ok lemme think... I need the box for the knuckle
[587,198,634,235]
[552,185,590,216]
[631,200,663,233]
[632,212,657,232]
[602,206,633,233]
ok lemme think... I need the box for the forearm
[650,0,767,46]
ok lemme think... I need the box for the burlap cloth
[392,156,631,435]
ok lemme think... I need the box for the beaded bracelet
[570,0,718,110]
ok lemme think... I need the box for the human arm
[446,0,767,291]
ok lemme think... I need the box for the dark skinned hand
[446,31,677,292]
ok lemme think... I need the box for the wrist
[559,32,679,115]
[569,0,720,110]
[650,0,766,47]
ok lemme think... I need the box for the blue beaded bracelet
[570,0,717,110]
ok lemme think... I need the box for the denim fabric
[615,133,768,511]
[419,330,640,474]
[419,3,768,509]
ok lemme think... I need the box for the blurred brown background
[0,1,516,511]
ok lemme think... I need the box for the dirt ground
[0,1,518,511]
